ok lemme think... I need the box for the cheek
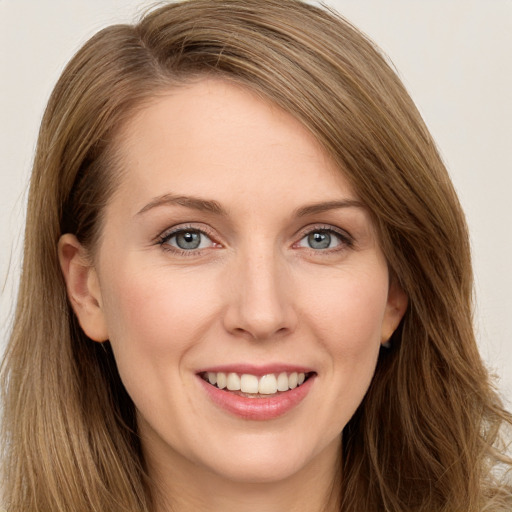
[98,264,223,423]
[301,267,388,415]
[100,264,219,367]
[302,266,389,353]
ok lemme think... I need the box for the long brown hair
[2,1,511,510]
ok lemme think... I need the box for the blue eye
[297,229,346,250]
[161,229,214,251]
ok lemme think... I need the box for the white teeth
[258,374,278,394]
[205,371,310,394]
[276,372,289,392]
[216,372,227,389]
[240,374,259,393]
[226,372,241,391]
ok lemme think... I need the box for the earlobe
[381,280,408,346]
[58,234,108,342]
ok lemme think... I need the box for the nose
[222,247,298,341]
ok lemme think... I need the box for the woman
[1,0,511,510]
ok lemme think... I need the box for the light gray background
[1,1,511,402]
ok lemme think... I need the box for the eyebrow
[136,194,227,216]
[136,194,364,217]
[295,199,365,217]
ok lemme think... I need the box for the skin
[59,78,407,512]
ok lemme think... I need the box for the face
[61,78,406,489]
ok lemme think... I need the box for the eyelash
[157,224,219,256]
[156,224,353,256]
[294,224,354,253]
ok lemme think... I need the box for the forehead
[110,78,358,215]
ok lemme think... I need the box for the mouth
[199,371,315,399]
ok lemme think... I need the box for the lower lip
[198,375,315,421]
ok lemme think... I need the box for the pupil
[308,231,331,249]
[177,231,201,249]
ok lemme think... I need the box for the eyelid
[293,224,354,250]
[156,223,221,253]
[155,222,353,255]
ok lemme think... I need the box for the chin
[199,431,341,485]
[210,455,313,485]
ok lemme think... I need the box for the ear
[58,234,108,342]
[381,279,408,346]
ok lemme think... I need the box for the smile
[197,368,316,420]
[200,371,310,397]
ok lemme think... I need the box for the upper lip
[196,363,315,376]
